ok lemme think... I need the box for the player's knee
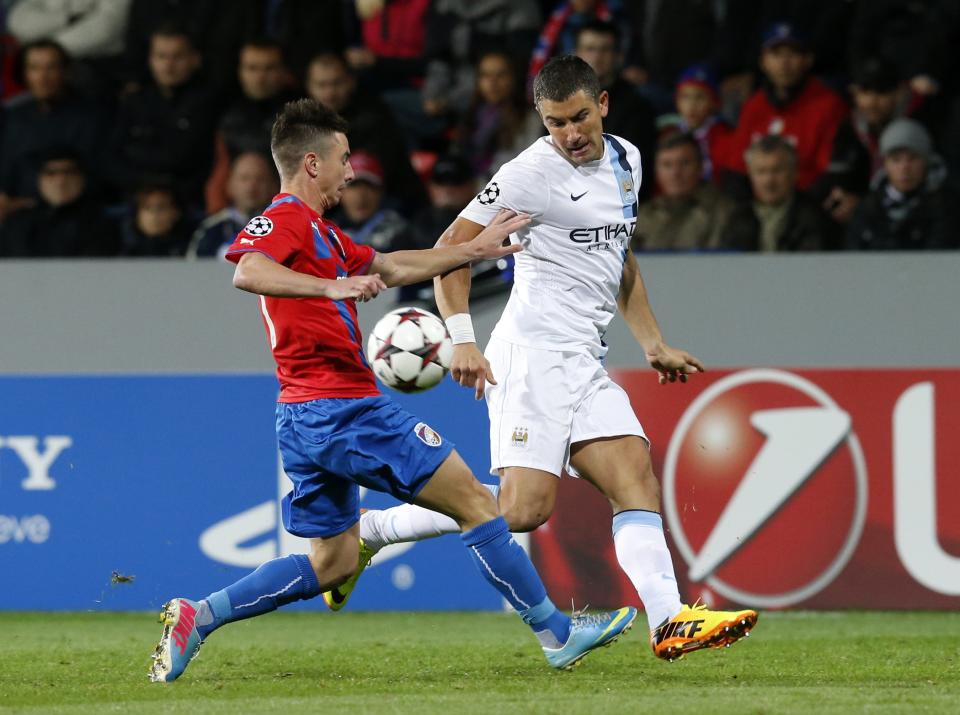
[455,481,499,527]
[308,544,359,589]
[637,461,661,500]
[606,460,661,512]
[501,500,551,532]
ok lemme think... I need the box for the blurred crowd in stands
[0,0,958,269]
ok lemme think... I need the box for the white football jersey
[460,134,641,357]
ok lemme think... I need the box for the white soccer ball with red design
[367,307,453,393]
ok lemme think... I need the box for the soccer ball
[367,307,453,393]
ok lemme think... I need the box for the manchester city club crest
[511,426,529,448]
[244,215,274,237]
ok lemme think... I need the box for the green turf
[0,610,957,714]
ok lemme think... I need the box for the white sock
[360,484,501,552]
[612,510,683,631]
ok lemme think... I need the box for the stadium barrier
[1,254,957,611]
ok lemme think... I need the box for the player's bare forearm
[618,252,705,382]
[233,252,385,301]
[617,251,664,354]
[233,252,329,296]
[433,217,486,318]
[371,244,474,288]
[376,213,525,290]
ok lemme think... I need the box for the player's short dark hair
[533,55,601,109]
[575,19,620,50]
[657,132,703,163]
[271,98,349,178]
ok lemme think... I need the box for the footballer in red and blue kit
[225,193,454,538]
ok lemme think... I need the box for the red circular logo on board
[663,369,868,608]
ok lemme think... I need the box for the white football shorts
[483,336,648,477]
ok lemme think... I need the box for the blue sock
[461,516,571,647]
[196,554,321,639]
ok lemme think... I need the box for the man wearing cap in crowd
[846,118,959,250]
[329,150,413,254]
[667,63,734,183]
[727,21,848,193]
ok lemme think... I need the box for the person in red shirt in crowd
[667,64,734,184]
[726,22,848,192]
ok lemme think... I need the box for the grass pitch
[1,610,957,714]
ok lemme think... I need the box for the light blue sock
[196,554,320,639]
[461,516,570,647]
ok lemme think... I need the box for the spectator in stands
[189,151,278,259]
[0,39,103,216]
[343,0,429,92]
[721,135,828,251]
[528,0,622,92]
[666,64,734,183]
[330,151,412,253]
[258,0,345,81]
[715,2,857,113]
[0,147,117,257]
[305,52,426,213]
[574,19,656,196]
[619,0,721,114]
[633,133,734,251]
[110,24,219,207]
[454,51,542,180]
[411,153,478,251]
[812,57,927,229]
[7,0,131,98]
[421,0,540,120]
[849,0,954,101]
[726,22,848,193]
[204,39,292,213]
[846,119,959,251]
[406,153,510,303]
[123,0,247,92]
[120,182,193,257]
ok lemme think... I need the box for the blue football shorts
[276,395,455,539]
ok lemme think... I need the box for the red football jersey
[225,193,378,401]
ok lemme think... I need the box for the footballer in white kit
[332,56,758,662]
[460,129,645,478]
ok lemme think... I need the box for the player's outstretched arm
[433,217,498,400]
[233,252,387,301]
[618,251,705,385]
[369,210,527,289]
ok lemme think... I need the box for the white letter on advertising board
[893,383,960,595]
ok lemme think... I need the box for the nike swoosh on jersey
[570,191,588,201]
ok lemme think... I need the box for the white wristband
[445,313,476,345]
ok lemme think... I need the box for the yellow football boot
[322,540,376,611]
[651,602,758,661]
